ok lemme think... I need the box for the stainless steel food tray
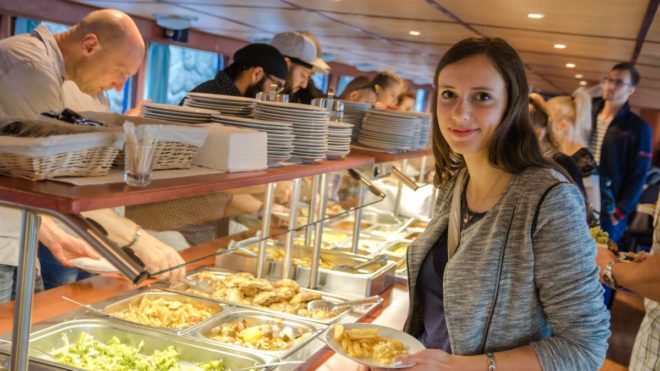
[216,245,395,296]
[99,289,231,334]
[163,267,354,325]
[191,309,323,359]
[26,318,275,370]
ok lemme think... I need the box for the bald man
[0,10,184,303]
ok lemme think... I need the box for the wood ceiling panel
[326,14,474,44]
[645,12,660,42]
[630,87,660,109]
[638,42,660,66]
[283,0,453,21]
[71,0,255,32]
[438,0,648,39]
[162,0,285,5]
[520,53,619,74]
[181,4,360,37]
[474,27,635,62]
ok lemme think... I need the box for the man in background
[0,9,185,302]
[588,63,653,244]
[186,43,287,99]
[270,31,318,102]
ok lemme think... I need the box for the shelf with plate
[349,146,432,164]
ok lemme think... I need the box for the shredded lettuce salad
[52,332,226,371]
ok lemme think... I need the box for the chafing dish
[192,309,322,359]
[26,318,273,370]
[101,289,229,333]
[165,268,352,325]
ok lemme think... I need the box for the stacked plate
[212,114,294,166]
[254,101,330,163]
[142,103,216,124]
[341,101,372,143]
[326,121,354,160]
[411,112,432,149]
[357,109,422,152]
[184,92,254,117]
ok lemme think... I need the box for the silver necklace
[463,171,505,224]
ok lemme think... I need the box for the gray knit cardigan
[404,166,610,370]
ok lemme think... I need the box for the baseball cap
[297,31,330,74]
[270,32,317,69]
[233,43,288,81]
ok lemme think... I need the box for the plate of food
[325,323,425,368]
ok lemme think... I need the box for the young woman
[546,90,601,223]
[397,37,609,370]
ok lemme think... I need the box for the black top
[187,71,241,98]
[553,152,586,196]
[417,186,486,351]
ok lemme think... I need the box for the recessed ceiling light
[409,30,421,36]
[527,13,545,19]
[554,43,566,49]
[565,63,576,68]
[579,80,588,86]
[574,74,584,79]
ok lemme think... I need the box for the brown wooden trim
[0,13,9,39]
[631,0,660,63]
[0,155,374,213]
[349,147,432,163]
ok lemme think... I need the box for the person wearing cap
[187,43,287,99]
[293,31,330,104]
[270,32,318,102]
[339,76,378,105]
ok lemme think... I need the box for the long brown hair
[432,37,550,186]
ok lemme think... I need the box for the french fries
[332,324,407,365]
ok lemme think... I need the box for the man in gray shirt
[0,9,185,303]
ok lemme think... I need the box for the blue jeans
[38,243,93,290]
[0,264,44,304]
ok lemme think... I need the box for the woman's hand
[367,349,456,371]
[130,232,186,281]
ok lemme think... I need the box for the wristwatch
[603,261,623,290]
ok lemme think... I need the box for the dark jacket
[591,98,653,219]
[188,71,241,97]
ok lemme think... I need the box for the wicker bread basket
[82,112,209,170]
[0,118,124,180]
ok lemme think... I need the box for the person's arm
[613,123,653,222]
[81,209,186,281]
[386,346,541,371]
[529,183,610,370]
[596,245,660,301]
[38,215,101,267]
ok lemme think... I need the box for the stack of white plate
[411,112,433,149]
[357,109,422,152]
[184,92,254,117]
[212,114,294,166]
[254,101,330,163]
[341,101,372,142]
[142,103,216,124]
[327,121,354,160]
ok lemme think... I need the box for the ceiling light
[565,63,576,68]
[409,30,421,36]
[579,80,588,86]
[554,43,566,49]
[574,74,583,79]
[527,13,545,19]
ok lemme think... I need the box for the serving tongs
[61,296,111,319]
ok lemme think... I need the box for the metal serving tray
[165,268,352,325]
[100,289,230,333]
[216,244,395,296]
[192,309,323,359]
[27,318,274,370]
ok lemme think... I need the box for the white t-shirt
[0,25,66,266]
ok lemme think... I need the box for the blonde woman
[546,90,601,223]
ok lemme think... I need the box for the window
[144,42,222,105]
[336,75,355,97]
[311,73,329,94]
[13,17,132,114]
[415,89,427,112]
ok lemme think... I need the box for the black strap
[531,182,564,235]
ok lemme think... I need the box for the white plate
[187,92,256,102]
[70,257,118,274]
[144,103,218,115]
[325,323,425,369]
